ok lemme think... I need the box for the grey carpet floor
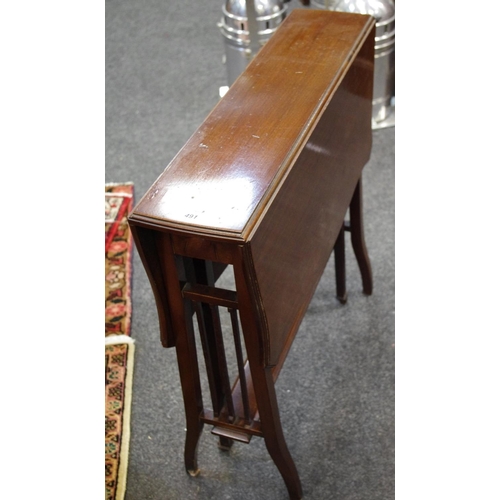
[106,1,395,498]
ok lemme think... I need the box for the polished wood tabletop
[132,9,375,240]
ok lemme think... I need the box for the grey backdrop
[106,1,395,498]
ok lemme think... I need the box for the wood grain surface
[131,10,375,241]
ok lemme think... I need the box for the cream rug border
[105,181,134,187]
[106,335,135,500]
[105,334,135,345]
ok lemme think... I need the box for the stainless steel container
[218,0,288,87]
[311,0,395,127]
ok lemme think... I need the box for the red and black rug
[105,182,135,500]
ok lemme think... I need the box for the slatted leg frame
[182,278,263,448]
[177,261,303,499]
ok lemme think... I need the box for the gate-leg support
[349,179,373,295]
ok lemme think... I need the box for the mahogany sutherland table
[129,10,375,499]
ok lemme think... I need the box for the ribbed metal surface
[312,0,395,126]
[218,0,288,86]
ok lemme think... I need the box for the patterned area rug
[105,183,135,500]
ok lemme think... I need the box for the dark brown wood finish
[348,178,373,295]
[248,29,374,367]
[334,224,347,304]
[131,11,374,239]
[128,10,376,499]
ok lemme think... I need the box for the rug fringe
[105,334,135,346]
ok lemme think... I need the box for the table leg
[234,250,303,500]
[250,365,303,500]
[349,178,373,295]
[160,237,205,476]
[174,298,205,476]
[333,224,347,304]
